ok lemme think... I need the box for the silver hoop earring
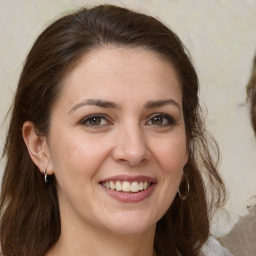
[43,169,48,185]
[178,174,189,200]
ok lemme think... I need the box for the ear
[184,147,189,166]
[22,121,54,175]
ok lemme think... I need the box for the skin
[23,46,188,256]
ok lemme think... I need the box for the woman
[0,4,230,256]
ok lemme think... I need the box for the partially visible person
[247,54,256,135]
[218,53,256,256]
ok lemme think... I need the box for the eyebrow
[68,98,181,114]
[68,99,120,113]
[144,99,181,111]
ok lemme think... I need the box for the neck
[49,218,156,256]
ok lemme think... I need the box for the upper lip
[99,175,157,183]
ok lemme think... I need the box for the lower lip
[101,184,155,202]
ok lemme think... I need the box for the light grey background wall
[1,0,256,236]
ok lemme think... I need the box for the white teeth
[131,181,139,192]
[122,181,131,192]
[116,181,122,191]
[110,181,115,190]
[102,181,151,192]
[139,181,144,191]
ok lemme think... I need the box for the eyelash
[79,114,111,127]
[79,113,176,128]
[146,113,176,127]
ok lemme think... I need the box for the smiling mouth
[101,181,152,193]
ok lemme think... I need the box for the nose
[112,125,151,166]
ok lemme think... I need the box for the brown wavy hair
[0,4,226,256]
[246,54,256,135]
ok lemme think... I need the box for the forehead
[71,46,176,73]
[57,46,182,107]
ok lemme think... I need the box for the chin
[101,212,158,236]
[109,223,155,236]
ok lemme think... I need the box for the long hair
[0,5,226,256]
[246,54,256,135]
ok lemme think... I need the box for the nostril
[111,134,151,166]
[119,156,149,166]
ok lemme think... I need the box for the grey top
[218,205,256,256]
[201,236,234,256]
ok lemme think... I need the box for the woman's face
[45,47,188,236]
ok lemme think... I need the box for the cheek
[153,134,186,201]
[49,133,111,185]
[154,135,187,174]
